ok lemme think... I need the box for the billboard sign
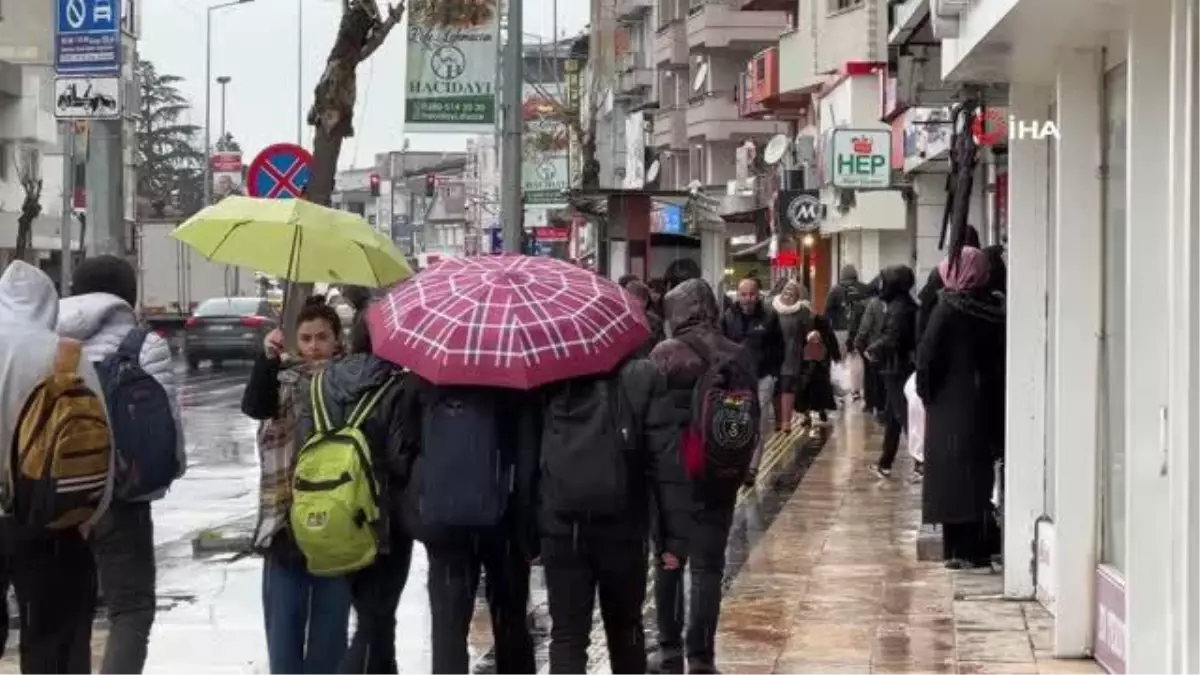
[405,0,499,133]
[522,82,569,206]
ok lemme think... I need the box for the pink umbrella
[367,255,651,390]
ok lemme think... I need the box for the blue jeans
[262,556,352,674]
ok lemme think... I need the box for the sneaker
[742,468,758,488]
[649,650,684,675]
[870,464,892,479]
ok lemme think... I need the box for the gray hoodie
[0,261,112,526]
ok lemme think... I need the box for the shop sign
[405,0,499,132]
[522,82,569,206]
[1094,567,1127,674]
[777,190,823,233]
[537,226,570,242]
[829,129,892,189]
[651,205,684,234]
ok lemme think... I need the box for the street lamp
[216,76,231,141]
[204,0,254,209]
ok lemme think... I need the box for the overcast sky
[139,0,589,169]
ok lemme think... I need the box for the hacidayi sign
[828,129,892,190]
[522,82,569,207]
[405,0,499,133]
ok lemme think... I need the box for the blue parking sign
[56,0,122,74]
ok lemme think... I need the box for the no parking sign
[247,143,313,199]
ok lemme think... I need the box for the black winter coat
[796,314,841,412]
[916,290,1005,525]
[721,301,782,378]
[537,359,691,556]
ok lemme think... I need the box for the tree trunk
[282,0,403,343]
[14,180,43,264]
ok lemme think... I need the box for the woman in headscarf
[916,247,1005,569]
[771,279,813,434]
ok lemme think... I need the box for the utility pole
[500,0,523,253]
[217,75,231,139]
[60,122,76,293]
[297,0,303,145]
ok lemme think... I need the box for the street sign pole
[499,0,523,253]
[60,122,76,293]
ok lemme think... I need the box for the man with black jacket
[648,278,747,675]
[720,276,782,484]
[539,359,690,674]
[866,265,919,478]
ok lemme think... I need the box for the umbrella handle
[280,225,304,346]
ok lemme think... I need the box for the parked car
[184,297,279,371]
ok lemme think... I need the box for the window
[828,0,863,12]
[0,143,9,181]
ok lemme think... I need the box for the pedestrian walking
[917,225,981,340]
[0,260,113,674]
[293,324,415,674]
[649,278,759,675]
[866,265,919,479]
[824,264,871,357]
[771,280,812,434]
[539,359,690,674]
[916,247,1005,569]
[795,313,841,433]
[241,296,352,675]
[853,281,888,417]
[721,276,783,485]
[57,255,185,674]
[621,276,666,355]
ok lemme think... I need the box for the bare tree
[14,153,42,263]
[283,0,405,336]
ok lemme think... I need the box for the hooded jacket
[57,292,186,500]
[0,261,112,526]
[720,298,782,378]
[294,353,417,548]
[825,264,871,333]
[867,265,918,376]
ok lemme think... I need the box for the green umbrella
[171,196,413,288]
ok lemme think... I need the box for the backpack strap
[310,370,332,435]
[347,376,398,429]
[54,340,82,376]
[117,327,150,360]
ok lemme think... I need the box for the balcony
[654,20,688,68]
[739,0,794,9]
[777,28,821,94]
[616,0,654,19]
[686,94,787,141]
[652,108,687,149]
[686,0,787,51]
[616,52,655,95]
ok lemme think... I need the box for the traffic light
[425,174,436,197]
[369,173,380,197]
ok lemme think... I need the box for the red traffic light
[425,174,437,197]
[369,173,381,197]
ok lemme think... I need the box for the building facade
[893,0,1200,671]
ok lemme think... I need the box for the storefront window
[1100,62,1128,572]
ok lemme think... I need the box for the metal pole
[218,77,229,138]
[297,0,303,145]
[60,122,75,294]
[203,7,213,209]
[500,0,523,253]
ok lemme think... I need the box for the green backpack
[290,370,395,576]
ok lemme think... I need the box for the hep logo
[971,109,1060,146]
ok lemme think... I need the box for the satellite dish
[692,62,709,93]
[646,159,660,183]
[763,134,789,165]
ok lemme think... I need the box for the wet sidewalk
[709,409,1101,675]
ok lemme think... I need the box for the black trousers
[426,532,534,674]
[92,501,157,674]
[943,519,1000,563]
[12,527,97,674]
[542,533,648,674]
[654,502,735,669]
[863,360,885,412]
[339,528,414,674]
[877,373,910,471]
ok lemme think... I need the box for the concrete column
[1051,48,1103,657]
[1125,1,1173,670]
[699,221,726,298]
[85,120,125,256]
[1004,84,1051,600]
[1166,0,1200,669]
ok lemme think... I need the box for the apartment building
[0,0,140,268]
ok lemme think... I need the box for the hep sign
[829,129,891,190]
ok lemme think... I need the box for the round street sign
[247,143,313,199]
[786,192,823,232]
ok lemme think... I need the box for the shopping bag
[904,373,925,462]
[831,361,851,396]
[846,353,864,393]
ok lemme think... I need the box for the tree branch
[357,2,404,63]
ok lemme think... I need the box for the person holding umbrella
[367,255,653,673]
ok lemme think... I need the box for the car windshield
[194,298,262,317]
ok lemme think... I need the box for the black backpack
[414,385,512,530]
[678,335,761,484]
[540,372,636,518]
[844,284,870,336]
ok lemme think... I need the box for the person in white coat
[57,254,185,675]
[0,260,113,673]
